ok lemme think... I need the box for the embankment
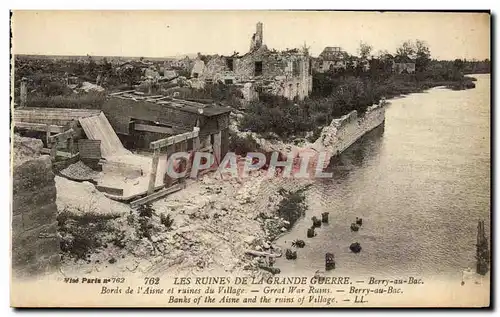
[311,102,386,155]
[232,101,386,165]
[12,135,60,279]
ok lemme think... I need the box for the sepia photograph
[9,10,491,308]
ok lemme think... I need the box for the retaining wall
[313,103,386,155]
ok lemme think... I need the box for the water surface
[276,74,491,281]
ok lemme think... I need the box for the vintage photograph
[10,10,491,307]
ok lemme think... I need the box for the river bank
[55,86,388,278]
[49,74,488,281]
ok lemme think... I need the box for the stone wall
[12,136,60,278]
[197,45,313,101]
[312,103,386,155]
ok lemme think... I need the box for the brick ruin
[190,22,313,101]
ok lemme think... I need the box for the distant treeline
[460,59,491,74]
[240,58,481,140]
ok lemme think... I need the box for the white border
[2,1,497,316]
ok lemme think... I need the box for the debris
[356,217,363,226]
[80,81,105,92]
[245,250,281,258]
[321,212,329,223]
[259,265,281,275]
[325,252,335,270]
[312,216,322,228]
[291,239,305,248]
[285,249,297,260]
[307,227,316,238]
[60,161,99,181]
[349,242,362,253]
[244,235,257,245]
[350,223,360,232]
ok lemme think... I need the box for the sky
[11,10,490,61]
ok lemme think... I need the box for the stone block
[12,156,55,194]
[21,202,58,231]
[12,185,56,215]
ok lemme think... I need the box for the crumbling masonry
[190,22,313,101]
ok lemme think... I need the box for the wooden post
[148,148,160,195]
[45,124,51,146]
[50,141,57,160]
[194,135,200,152]
[179,140,188,186]
[213,131,222,167]
[67,137,74,155]
[164,144,174,188]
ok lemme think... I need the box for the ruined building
[314,46,348,72]
[190,22,313,101]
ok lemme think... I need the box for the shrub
[228,132,260,156]
[137,203,154,218]
[276,186,311,227]
[57,209,121,260]
[160,213,175,230]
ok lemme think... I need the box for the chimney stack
[256,22,263,48]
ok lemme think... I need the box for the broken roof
[393,56,416,63]
[108,91,232,117]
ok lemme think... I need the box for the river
[275,74,491,282]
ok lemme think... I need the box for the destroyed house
[315,46,348,72]
[101,92,232,158]
[193,22,313,101]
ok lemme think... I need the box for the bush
[240,77,379,138]
[137,203,154,218]
[57,209,121,260]
[160,213,175,230]
[276,186,311,227]
[228,132,260,156]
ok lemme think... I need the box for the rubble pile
[60,161,100,181]
[57,166,310,277]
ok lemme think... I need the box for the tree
[358,42,373,60]
[376,49,391,59]
[415,40,431,72]
[396,41,416,59]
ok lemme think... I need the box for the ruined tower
[250,22,263,52]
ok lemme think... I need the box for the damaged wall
[194,22,314,101]
[102,97,231,139]
[12,136,60,278]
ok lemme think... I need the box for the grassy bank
[239,67,478,139]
